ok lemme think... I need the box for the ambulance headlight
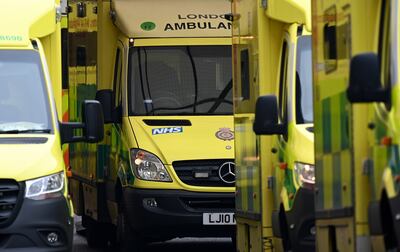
[294,162,315,187]
[130,149,172,182]
[25,172,64,200]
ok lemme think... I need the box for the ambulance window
[278,41,288,127]
[0,50,52,132]
[128,45,232,116]
[76,46,86,67]
[296,35,313,124]
[240,49,250,100]
[323,6,338,73]
[113,48,123,107]
[61,27,69,89]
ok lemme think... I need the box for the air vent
[181,196,234,210]
[143,119,192,126]
[0,180,22,226]
[0,138,48,144]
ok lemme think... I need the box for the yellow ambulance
[0,0,103,251]
[67,0,235,251]
[232,0,313,251]
[312,0,396,250]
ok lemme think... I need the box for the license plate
[202,213,236,225]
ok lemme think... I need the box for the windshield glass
[296,35,313,124]
[0,50,52,132]
[129,45,232,116]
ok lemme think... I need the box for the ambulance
[67,0,235,251]
[0,0,103,251]
[232,0,313,251]
[312,0,395,250]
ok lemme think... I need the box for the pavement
[72,216,235,252]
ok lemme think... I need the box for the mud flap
[368,201,383,235]
[389,194,400,249]
[272,210,282,238]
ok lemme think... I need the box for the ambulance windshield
[129,45,232,116]
[296,35,313,124]
[0,50,52,133]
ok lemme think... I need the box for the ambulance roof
[0,0,56,47]
[112,0,232,38]
[267,0,311,32]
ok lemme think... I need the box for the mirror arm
[347,86,390,103]
[254,122,287,135]
[276,123,287,135]
[60,122,85,145]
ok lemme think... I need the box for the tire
[231,234,237,252]
[117,201,145,252]
[84,216,109,248]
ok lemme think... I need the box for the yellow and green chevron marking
[315,91,353,212]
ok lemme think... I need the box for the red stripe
[63,149,70,167]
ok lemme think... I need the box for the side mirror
[60,100,104,144]
[347,53,390,103]
[82,100,104,143]
[95,89,122,124]
[253,95,286,135]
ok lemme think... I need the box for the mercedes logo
[218,162,236,184]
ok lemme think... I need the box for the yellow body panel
[0,0,72,220]
[134,38,231,47]
[0,2,65,180]
[112,0,231,38]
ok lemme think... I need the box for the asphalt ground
[72,217,235,252]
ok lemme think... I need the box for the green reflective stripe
[333,153,342,208]
[253,165,261,213]
[341,150,352,207]
[97,145,110,180]
[235,164,243,211]
[322,99,332,153]
[247,166,254,212]
[331,95,341,152]
[240,165,248,212]
[392,145,400,174]
[315,100,324,152]
[323,155,333,209]
[284,169,296,209]
[316,159,324,210]
[392,146,400,192]
[375,113,387,143]
[340,93,350,149]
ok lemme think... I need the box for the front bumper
[0,196,73,252]
[123,188,235,241]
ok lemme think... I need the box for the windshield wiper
[0,129,51,134]
[208,79,233,113]
[148,97,233,114]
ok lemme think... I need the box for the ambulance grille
[181,197,235,210]
[0,180,21,226]
[172,159,235,187]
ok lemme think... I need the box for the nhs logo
[152,127,183,135]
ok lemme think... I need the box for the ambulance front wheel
[117,201,145,252]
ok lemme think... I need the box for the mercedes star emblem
[218,162,236,184]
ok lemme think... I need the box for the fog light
[47,232,59,244]
[310,226,316,236]
[144,198,158,207]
